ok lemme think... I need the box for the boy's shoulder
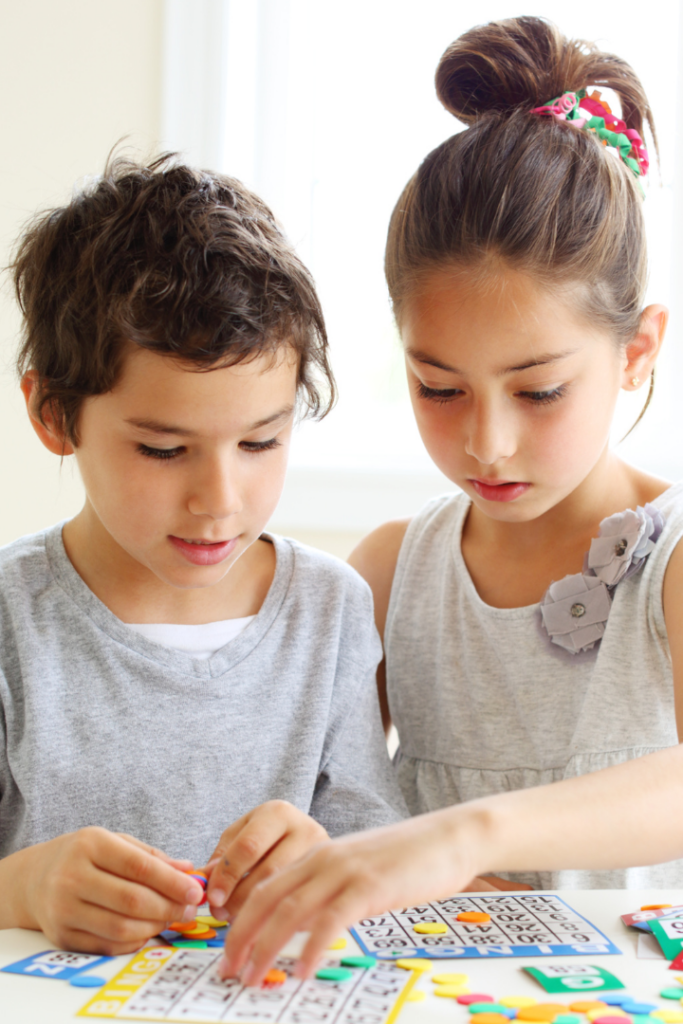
[0,524,57,592]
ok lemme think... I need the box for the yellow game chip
[413,922,448,934]
[327,938,347,950]
[434,985,476,999]
[406,991,427,1002]
[432,972,468,985]
[651,1013,683,1023]
[502,998,539,1009]
[195,915,228,928]
[394,958,432,972]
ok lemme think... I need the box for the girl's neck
[461,451,670,610]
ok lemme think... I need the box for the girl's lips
[470,479,531,503]
[169,535,238,565]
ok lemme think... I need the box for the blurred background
[0,1,681,556]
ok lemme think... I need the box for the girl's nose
[187,461,242,520]
[464,403,515,466]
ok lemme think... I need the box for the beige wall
[0,1,164,547]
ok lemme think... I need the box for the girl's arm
[219,540,683,986]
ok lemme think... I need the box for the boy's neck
[61,505,276,625]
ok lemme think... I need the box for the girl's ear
[622,304,668,392]
[20,371,75,456]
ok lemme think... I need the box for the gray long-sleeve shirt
[0,526,407,864]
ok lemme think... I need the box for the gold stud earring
[631,376,640,387]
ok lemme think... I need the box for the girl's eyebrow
[125,405,295,437]
[406,347,578,376]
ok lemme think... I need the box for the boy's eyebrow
[125,405,295,436]
[406,347,578,375]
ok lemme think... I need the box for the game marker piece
[432,972,469,985]
[642,904,672,911]
[327,937,347,951]
[341,956,376,969]
[471,1005,509,1015]
[457,911,491,923]
[394,958,432,972]
[602,997,634,1006]
[413,922,447,934]
[263,968,287,987]
[459,994,495,1005]
[195,915,228,928]
[168,921,202,934]
[407,990,426,1002]
[592,1017,634,1024]
[518,1004,571,1022]
[555,1016,582,1024]
[587,1011,628,1022]
[69,974,107,988]
[465,1014,509,1023]
[651,1013,683,1023]
[434,986,476,1000]
[206,938,224,947]
[315,967,354,982]
[172,939,208,949]
[502,999,539,1009]
[661,988,683,1000]
[570,1005,609,1014]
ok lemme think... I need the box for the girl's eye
[416,381,462,404]
[138,443,184,460]
[239,437,282,453]
[517,384,568,405]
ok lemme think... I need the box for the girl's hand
[219,807,484,986]
[13,828,205,954]
[203,801,328,922]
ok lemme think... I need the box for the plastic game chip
[518,1005,572,1022]
[432,972,469,985]
[407,990,426,1002]
[661,988,683,1000]
[501,999,539,1009]
[172,939,208,949]
[195,915,228,928]
[413,922,448,934]
[470,1005,509,1015]
[327,937,347,950]
[315,966,354,982]
[459,995,496,1005]
[642,904,672,911]
[651,1013,683,1023]
[555,1017,583,1024]
[182,925,216,939]
[394,958,433,972]
[570,1006,609,1014]
[587,1012,629,1021]
[592,1017,634,1024]
[263,968,287,987]
[457,911,491,923]
[433,985,475,1000]
[168,921,202,933]
[340,956,376,969]
[69,975,107,988]
[464,1014,509,1022]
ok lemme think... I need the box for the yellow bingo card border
[77,946,417,1024]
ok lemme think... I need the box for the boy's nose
[187,466,242,520]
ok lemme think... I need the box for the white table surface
[1,890,682,1024]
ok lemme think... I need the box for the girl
[219,16,683,983]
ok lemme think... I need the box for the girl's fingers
[77,861,197,926]
[222,859,345,981]
[225,833,329,918]
[116,832,194,871]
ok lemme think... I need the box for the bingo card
[350,893,621,959]
[77,946,416,1023]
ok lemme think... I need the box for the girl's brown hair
[14,154,335,444]
[386,17,655,360]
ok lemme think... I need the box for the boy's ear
[622,304,668,392]
[20,371,75,456]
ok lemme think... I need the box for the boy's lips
[469,478,531,502]
[169,535,238,565]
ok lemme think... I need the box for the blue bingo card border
[1,949,112,980]
[350,893,621,960]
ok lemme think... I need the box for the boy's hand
[203,801,328,921]
[18,828,205,955]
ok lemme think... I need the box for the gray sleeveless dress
[385,481,683,889]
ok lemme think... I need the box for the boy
[0,156,406,955]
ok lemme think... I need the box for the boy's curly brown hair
[13,154,335,443]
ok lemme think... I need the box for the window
[163,0,682,532]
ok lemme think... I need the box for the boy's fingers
[207,818,292,910]
[92,834,203,907]
[116,833,195,872]
[225,834,330,918]
[79,864,197,926]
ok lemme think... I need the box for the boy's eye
[416,381,462,404]
[239,437,282,453]
[517,384,568,405]
[137,443,184,460]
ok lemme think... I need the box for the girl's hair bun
[435,16,652,142]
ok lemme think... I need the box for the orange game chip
[169,921,203,934]
[473,1016,510,1024]
[641,903,672,911]
[518,1005,572,1022]
[456,912,491,923]
[569,1004,608,1015]
[263,969,287,987]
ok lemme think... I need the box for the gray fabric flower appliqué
[541,503,665,654]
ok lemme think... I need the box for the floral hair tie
[530,89,649,183]
[540,503,664,654]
